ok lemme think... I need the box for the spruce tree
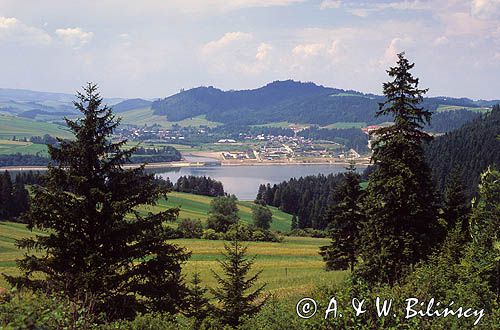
[291,214,298,230]
[5,83,190,320]
[0,171,13,218]
[211,239,267,327]
[320,162,362,272]
[183,272,211,327]
[356,53,441,286]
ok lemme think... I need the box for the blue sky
[0,0,498,99]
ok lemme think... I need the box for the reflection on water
[155,164,366,201]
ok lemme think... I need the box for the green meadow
[0,221,345,301]
[0,114,73,140]
[0,139,48,156]
[119,107,221,128]
[139,192,293,232]
[436,104,490,113]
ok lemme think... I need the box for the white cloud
[320,0,342,10]
[55,27,93,49]
[292,43,326,57]
[256,43,272,61]
[0,16,51,45]
[202,32,252,54]
[433,36,449,46]
[471,0,500,19]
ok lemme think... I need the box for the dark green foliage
[174,175,225,197]
[183,272,211,327]
[356,53,441,286]
[131,145,181,163]
[177,218,204,238]
[425,104,500,197]
[290,214,298,230]
[4,84,190,320]
[251,204,273,230]
[466,167,500,298]
[211,239,267,327]
[0,153,50,166]
[256,173,345,230]
[427,109,481,133]
[0,171,30,220]
[442,166,470,235]
[320,164,363,271]
[206,195,240,232]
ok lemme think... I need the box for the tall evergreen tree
[211,239,267,327]
[320,162,363,272]
[0,171,13,218]
[356,53,441,286]
[183,272,211,327]
[5,84,190,320]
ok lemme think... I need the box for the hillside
[138,191,293,232]
[150,80,495,129]
[425,104,500,196]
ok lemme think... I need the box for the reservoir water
[155,160,366,200]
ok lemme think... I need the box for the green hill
[0,114,73,139]
[138,192,292,232]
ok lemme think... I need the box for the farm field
[436,104,490,113]
[138,192,293,232]
[0,139,48,156]
[0,221,345,301]
[119,107,221,128]
[321,122,367,129]
[0,114,72,140]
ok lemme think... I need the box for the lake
[155,162,366,200]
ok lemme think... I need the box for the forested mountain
[151,80,495,127]
[425,104,500,197]
[112,98,152,113]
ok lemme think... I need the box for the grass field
[0,139,48,156]
[0,221,345,300]
[139,192,292,232]
[119,107,221,128]
[436,105,490,113]
[321,122,367,129]
[0,114,73,140]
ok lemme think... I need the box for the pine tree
[11,176,30,219]
[5,83,190,320]
[320,163,362,272]
[183,272,211,327]
[211,239,267,327]
[356,53,441,286]
[0,171,13,218]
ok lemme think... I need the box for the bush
[0,289,100,329]
[177,218,203,238]
[201,228,222,240]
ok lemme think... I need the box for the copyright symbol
[296,298,317,319]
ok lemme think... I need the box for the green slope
[138,192,293,232]
[0,114,73,139]
[119,107,221,128]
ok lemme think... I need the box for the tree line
[0,171,30,220]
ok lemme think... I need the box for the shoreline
[0,159,371,171]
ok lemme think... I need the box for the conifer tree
[183,272,211,327]
[356,53,441,286]
[320,162,362,271]
[211,239,267,327]
[5,83,190,320]
[291,214,298,230]
[0,171,13,218]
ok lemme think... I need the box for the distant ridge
[151,80,498,126]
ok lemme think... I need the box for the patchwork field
[119,107,221,128]
[0,139,48,156]
[0,221,345,301]
[139,192,293,232]
[436,105,490,113]
[0,114,72,140]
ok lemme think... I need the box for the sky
[0,0,499,99]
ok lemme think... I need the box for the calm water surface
[156,157,366,200]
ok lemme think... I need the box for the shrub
[177,218,203,238]
[201,229,221,240]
